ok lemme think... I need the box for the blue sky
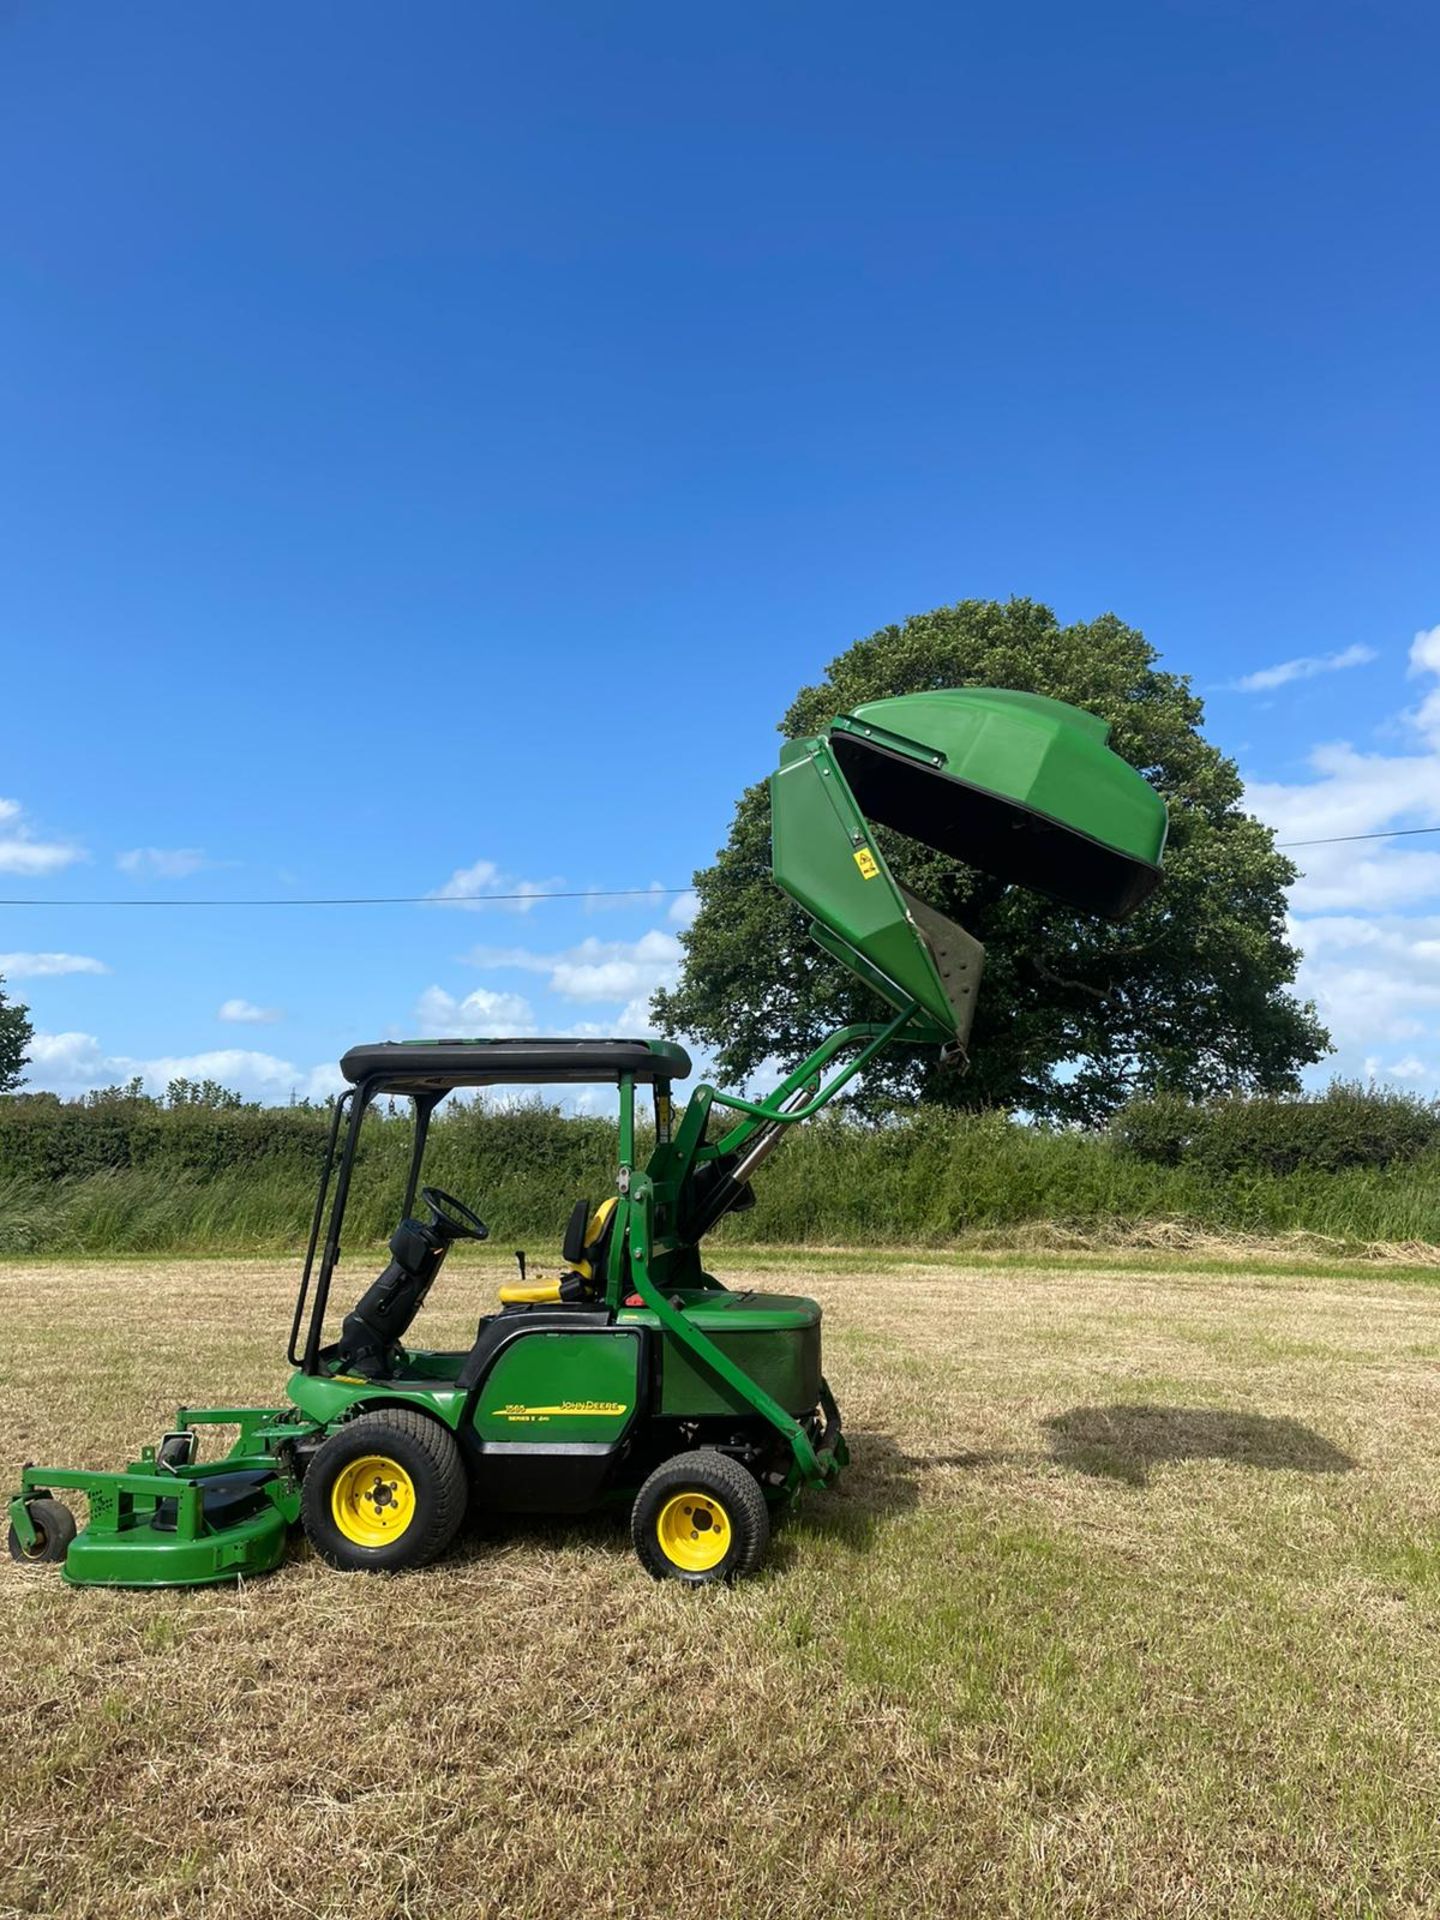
[3,2,1438,1104]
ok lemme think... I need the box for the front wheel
[631,1450,770,1585]
[7,1497,77,1566]
[302,1411,467,1573]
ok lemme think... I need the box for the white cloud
[414,985,538,1037]
[26,1031,107,1083]
[1249,740,1440,845]
[668,889,700,928]
[1287,913,1440,1089]
[142,1050,344,1101]
[1408,623,1440,678]
[613,994,662,1036]
[23,1031,343,1102]
[1387,1055,1430,1081]
[1231,644,1377,693]
[218,998,281,1024]
[0,798,85,875]
[1239,624,1440,1094]
[457,944,550,971]
[1406,625,1440,748]
[0,952,109,978]
[1246,732,1440,912]
[1290,915,1440,1019]
[551,931,683,1002]
[116,847,207,878]
[462,929,685,1006]
[427,857,560,913]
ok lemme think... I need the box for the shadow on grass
[1040,1403,1356,1489]
[447,1431,922,1572]
[769,1429,921,1565]
[444,1410,1350,1571]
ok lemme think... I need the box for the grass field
[5,1247,1440,1918]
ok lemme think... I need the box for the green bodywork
[772,734,984,1048]
[11,687,1165,1587]
[473,1330,643,1443]
[826,689,1167,920]
[12,1411,302,1588]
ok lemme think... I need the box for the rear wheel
[631,1450,770,1585]
[302,1411,467,1573]
[7,1497,77,1566]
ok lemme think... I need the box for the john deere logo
[494,1401,627,1424]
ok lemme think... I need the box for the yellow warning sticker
[853,847,880,880]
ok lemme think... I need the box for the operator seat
[498,1196,618,1306]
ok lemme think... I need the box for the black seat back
[561,1200,590,1268]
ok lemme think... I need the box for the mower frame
[10,684,1167,1588]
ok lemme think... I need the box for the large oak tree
[655,599,1328,1123]
[0,973,33,1094]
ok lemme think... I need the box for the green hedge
[1112,1082,1440,1175]
[2,1082,1438,1255]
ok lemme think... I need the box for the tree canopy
[0,974,34,1095]
[655,598,1329,1123]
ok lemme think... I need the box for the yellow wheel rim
[655,1491,731,1573]
[330,1454,416,1548]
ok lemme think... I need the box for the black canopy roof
[340,1037,692,1094]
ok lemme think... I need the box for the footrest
[150,1468,277,1534]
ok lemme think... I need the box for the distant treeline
[1,1078,1437,1254]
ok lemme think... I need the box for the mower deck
[11,1409,304,1588]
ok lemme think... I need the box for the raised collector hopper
[770,688,1168,1053]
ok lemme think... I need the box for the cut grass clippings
[3,1252,1440,1917]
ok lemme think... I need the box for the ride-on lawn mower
[8,689,1166,1587]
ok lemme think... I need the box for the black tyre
[302,1410,467,1573]
[631,1449,770,1585]
[7,1496,77,1566]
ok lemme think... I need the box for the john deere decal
[493,1401,628,1424]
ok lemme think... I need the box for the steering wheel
[420,1186,490,1243]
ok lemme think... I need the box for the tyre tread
[7,1495,78,1566]
[630,1448,770,1584]
[302,1408,467,1572]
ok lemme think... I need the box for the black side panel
[468,1442,621,1514]
[456,1306,615,1391]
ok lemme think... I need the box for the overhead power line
[0,885,692,909]
[1276,825,1440,849]
[1,826,1438,909]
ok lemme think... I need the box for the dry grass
[4,1251,1440,1919]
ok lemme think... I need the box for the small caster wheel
[8,1497,78,1565]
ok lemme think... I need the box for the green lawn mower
[8,688,1166,1588]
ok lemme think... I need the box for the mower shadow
[896,1405,1355,1493]
[453,1504,629,1563]
[443,1410,1350,1573]
[769,1429,922,1565]
[442,1433,921,1573]
[1039,1403,1356,1489]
